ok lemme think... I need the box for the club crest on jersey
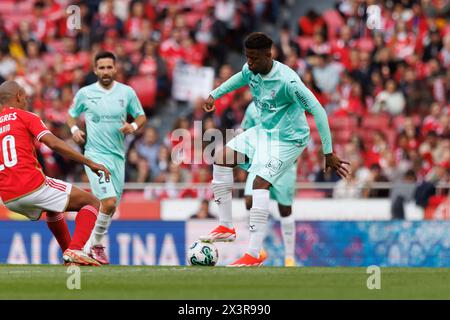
[119,99,125,108]
[266,157,283,176]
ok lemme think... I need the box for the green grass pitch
[1,265,450,299]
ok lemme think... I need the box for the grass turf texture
[1,266,450,299]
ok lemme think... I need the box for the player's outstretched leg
[87,197,116,265]
[228,176,270,267]
[46,211,71,252]
[62,186,102,266]
[200,147,238,243]
[279,204,296,267]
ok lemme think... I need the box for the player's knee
[253,176,271,190]
[101,198,117,214]
[89,196,100,211]
[278,205,292,217]
[245,196,253,211]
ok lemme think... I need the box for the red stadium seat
[356,37,375,52]
[296,190,326,198]
[385,128,397,147]
[184,11,203,28]
[361,114,391,130]
[332,128,353,144]
[17,1,33,14]
[323,9,345,40]
[329,116,358,131]
[47,40,66,53]
[0,1,15,15]
[392,115,405,130]
[297,36,314,55]
[128,76,157,109]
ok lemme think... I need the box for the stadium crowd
[0,0,448,208]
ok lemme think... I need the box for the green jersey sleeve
[286,80,333,154]
[126,87,145,118]
[210,64,250,100]
[68,89,87,118]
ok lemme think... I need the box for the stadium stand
[0,0,448,209]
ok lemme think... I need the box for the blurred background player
[200,32,350,266]
[0,80,111,266]
[240,101,298,267]
[67,51,146,264]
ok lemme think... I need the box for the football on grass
[187,241,218,266]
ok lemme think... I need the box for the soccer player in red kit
[0,80,111,266]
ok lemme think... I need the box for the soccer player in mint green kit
[67,51,147,264]
[241,101,298,267]
[200,33,350,267]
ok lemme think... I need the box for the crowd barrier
[1,220,450,267]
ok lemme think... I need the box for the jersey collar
[260,60,278,80]
[95,81,117,94]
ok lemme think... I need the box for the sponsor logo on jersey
[91,113,101,123]
[91,114,122,124]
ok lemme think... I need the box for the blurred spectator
[0,0,447,203]
[423,30,443,62]
[442,35,450,68]
[311,54,343,95]
[415,161,450,209]
[138,40,169,95]
[298,9,327,37]
[92,0,123,43]
[390,169,417,219]
[125,147,149,182]
[135,127,161,180]
[371,79,406,115]
[0,51,17,80]
[276,23,301,63]
[189,199,216,219]
[153,145,171,183]
[332,155,367,199]
[362,164,390,198]
[314,152,340,197]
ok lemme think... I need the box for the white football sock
[92,212,112,246]
[212,164,234,228]
[247,189,270,258]
[281,215,295,259]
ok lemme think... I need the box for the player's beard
[100,76,113,87]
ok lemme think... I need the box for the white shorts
[5,177,72,221]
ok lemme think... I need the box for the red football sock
[46,212,71,252]
[68,205,98,250]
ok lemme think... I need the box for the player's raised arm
[119,114,146,134]
[67,114,86,144]
[287,79,350,179]
[203,71,248,113]
[120,87,147,134]
[40,133,110,181]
